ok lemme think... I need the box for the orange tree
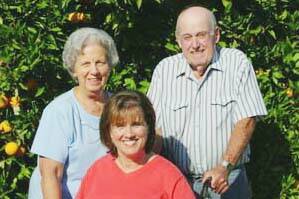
[0,0,298,198]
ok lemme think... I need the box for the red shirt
[76,154,195,199]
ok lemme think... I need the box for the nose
[123,125,134,137]
[90,63,99,74]
[191,36,200,49]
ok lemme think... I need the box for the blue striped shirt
[147,47,267,176]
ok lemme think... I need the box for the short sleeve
[147,65,163,129]
[30,103,72,163]
[233,58,268,123]
[172,176,196,199]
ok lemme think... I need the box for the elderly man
[147,5,267,199]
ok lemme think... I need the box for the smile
[87,77,103,84]
[122,139,139,146]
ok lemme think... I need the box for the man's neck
[191,65,208,80]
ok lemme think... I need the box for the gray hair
[175,6,217,37]
[62,27,119,78]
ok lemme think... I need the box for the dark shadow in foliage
[247,121,295,199]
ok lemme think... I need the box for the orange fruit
[16,146,26,156]
[5,142,19,155]
[10,96,21,107]
[0,95,9,109]
[0,120,13,133]
[68,12,75,21]
[286,88,293,97]
[68,12,86,23]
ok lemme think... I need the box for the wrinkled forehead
[110,106,145,125]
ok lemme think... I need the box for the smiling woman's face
[110,107,148,159]
[73,44,110,93]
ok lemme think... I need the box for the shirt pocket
[168,102,189,137]
[210,96,235,128]
[211,96,235,106]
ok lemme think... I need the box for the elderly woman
[28,27,119,199]
[76,90,196,199]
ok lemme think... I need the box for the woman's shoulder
[43,89,76,114]
[151,155,183,175]
[86,153,113,174]
[48,89,74,106]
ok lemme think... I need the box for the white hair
[62,27,119,78]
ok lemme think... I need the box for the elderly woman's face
[73,44,110,93]
[110,110,148,159]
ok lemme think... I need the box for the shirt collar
[209,46,223,71]
[176,46,224,79]
[175,53,188,78]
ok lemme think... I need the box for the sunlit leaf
[136,0,142,9]
[221,0,232,10]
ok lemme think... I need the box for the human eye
[197,32,207,40]
[81,61,90,67]
[132,121,145,127]
[95,60,106,65]
[113,121,126,128]
[182,35,192,42]
[116,124,125,128]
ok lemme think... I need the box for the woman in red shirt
[76,90,195,199]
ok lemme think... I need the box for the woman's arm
[39,156,64,199]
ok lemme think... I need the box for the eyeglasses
[180,30,215,44]
[196,177,212,199]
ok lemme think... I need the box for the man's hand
[202,165,229,194]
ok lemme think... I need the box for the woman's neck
[74,87,108,116]
[116,152,155,173]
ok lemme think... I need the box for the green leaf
[105,13,112,24]
[218,41,227,47]
[136,0,142,9]
[293,53,299,62]
[138,80,149,93]
[165,42,179,53]
[279,10,288,20]
[37,1,48,9]
[268,30,276,40]
[273,71,284,79]
[124,78,136,89]
[27,27,37,34]
[35,87,45,97]
[50,27,62,32]
[221,0,232,10]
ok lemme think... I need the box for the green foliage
[0,0,298,198]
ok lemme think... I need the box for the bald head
[175,6,217,38]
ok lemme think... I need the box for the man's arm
[223,117,256,164]
[202,117,256,194]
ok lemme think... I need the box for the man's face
[176,8,220,69]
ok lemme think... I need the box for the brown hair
[100,90,156,156]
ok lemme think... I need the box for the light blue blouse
[28,89,107,198]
